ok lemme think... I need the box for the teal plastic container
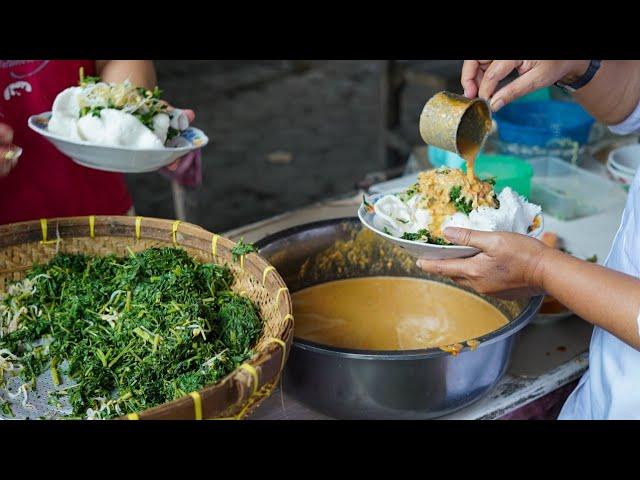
[428,145,465,169]
[428,146,534,198]
[514,87,552,103]
[462,154,533,198]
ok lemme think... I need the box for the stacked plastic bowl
[607,144,640,188]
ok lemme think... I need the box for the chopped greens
[401,229,451,245]
[79,105,107,118]
[483,176,497,186]
[76,71,170,133]
[167,127,180,141]
[450,186,474,215]
[399,182,420,201]
[0,247,263,419]
[231,239,257,263]
[79,72,101,87]
[428,236,451,246]
[0,400,13,417]
[401,229,430,241]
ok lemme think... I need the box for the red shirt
[0,60,132,224]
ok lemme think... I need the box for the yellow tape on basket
[262,266,276,285]
[172,220,181,246]
[265,337,287,372]
[127,413,140,420]
[221,340,289,421]
[212,359,281,421]
[211,234,219,258]
[39,218,57,245]
[211,363,262,420]
[135,217,143,241]
[275,287,289,304]
[239,363,259,397]
[228,364,260,420]
[40,218,47,243]
[283,313,294,326]
[189,391,203,420]
[89,215,95,239]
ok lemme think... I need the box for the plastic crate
[528,156,627,221]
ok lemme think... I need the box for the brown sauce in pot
[292,276,508,351]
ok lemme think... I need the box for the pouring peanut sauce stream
[457,101,492,181]
[419,91,493,182]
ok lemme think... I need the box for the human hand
[167,107,195,129]
[160,149,202,187]
[461,60,590,112]
[160,108,202,187]
[0,123,20,178]
[416,227,553,299]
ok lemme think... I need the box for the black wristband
[555,60,601,92]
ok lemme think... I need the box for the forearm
[572,60,640,125]
[95,60,157,89]
[537,249,640,349]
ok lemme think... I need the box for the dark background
[125,60,463,232]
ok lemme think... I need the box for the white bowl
[28,112,209,173]
[608,144,640,177]
[606,157,634,186]
[358,191,544,260]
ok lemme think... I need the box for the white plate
[28,112,209,173]
[358,190,544,260]
[608,144,640,177]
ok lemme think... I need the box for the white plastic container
[527,156,627,221]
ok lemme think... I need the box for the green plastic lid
[462,154,533,198]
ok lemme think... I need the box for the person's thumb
[443,227,491,249]
[183,109,195,123]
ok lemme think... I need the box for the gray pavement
[125,60,461,232]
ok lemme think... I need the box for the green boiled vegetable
[449,186,474,215]
[0,247,263,419]
[231,239,256,263]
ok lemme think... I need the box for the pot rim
[255,216,544,361]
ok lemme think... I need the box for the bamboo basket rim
[0,215,294,420]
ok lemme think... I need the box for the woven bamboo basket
[0,216,294,420]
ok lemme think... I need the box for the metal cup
[419,91,492,158]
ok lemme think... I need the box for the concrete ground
[125,60,462,233]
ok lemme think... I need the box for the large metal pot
[255,218,543,419]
